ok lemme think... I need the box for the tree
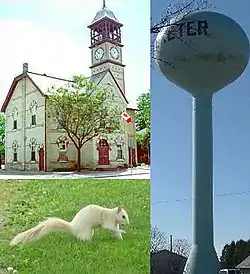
[47,75,122,170]
[136,91,150,132]
[135,92,150,160]
[151,225,168,253]
[220,239,250,269]
[172,238,191,257]
[150,0,213,67]
[150,225,191,257]
[0,113,5,167]
[151,0,211,34]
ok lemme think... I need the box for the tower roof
[91,1,120,25]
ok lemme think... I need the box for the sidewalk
[0,166,150,180]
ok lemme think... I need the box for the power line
[27,71,75,83]
[27,71,91,83]
[152,190,250,205]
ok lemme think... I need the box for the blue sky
[0,0,150,108]
[151,0,250,256]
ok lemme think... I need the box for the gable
[4,79,24,116]
[1,73,73,113]
[91,70,128,105]
[1,74,45,113]
[1,74,24,113]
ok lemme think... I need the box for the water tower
[155,11,249,274]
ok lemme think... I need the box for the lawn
[0,179,150,274]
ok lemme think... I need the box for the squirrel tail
[10,217,71,246]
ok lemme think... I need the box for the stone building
[1,3,137,171]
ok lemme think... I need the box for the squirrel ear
[117,206,122,213]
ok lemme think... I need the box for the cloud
[0,1,150,108]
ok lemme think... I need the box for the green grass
[0,179,150,274]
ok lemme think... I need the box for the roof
[151,249,187,260]
[1,69,129,112]
[91,7,120,25]
[90,70,129,104]
[90,71,107,85]
[127,107,138,111]
[27,73,72,95]
[151,250,187,274]
[237,255,250,269]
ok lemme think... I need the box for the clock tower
[88,0,126,93]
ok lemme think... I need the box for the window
[31,114,36,126]
[59,139,66,151]
[29,137,36,162]
[117,144,123,159]
[29,100,38,127]
[56,136,68,162]
[57,136,68,152]
[31,148,36,161]
[13,120,17,129]
[12,140,18,162]
[13,151,17,162]
[12,107,18,130]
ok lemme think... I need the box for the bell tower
[88,0,126,93]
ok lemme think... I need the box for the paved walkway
[0,166,150,180]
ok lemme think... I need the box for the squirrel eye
[122,215,126,219]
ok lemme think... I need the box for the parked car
[220,269,242,274]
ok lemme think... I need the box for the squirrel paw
[120,230,126,234]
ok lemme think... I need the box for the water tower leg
[184,93,219,274]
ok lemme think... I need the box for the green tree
[220,239,250,269]
[0,113,5,162]
[135,91,150,161]
[136,91,150,131]
[47,75,122,170]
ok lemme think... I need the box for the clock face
[110,46,119,59]
[94,47,104,60]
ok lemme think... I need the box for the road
[0,166,150,180]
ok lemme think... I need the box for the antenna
[102,0,106,9]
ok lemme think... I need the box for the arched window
[12,140,19,162]
[29,100,38,126]
[115,136,124,160]
[12,107,18,130]
[117,144,123,159]
[57,136,68,152]
[29,137,36,162]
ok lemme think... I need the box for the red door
[38,147,45,171]
[98,139,110,165]
[128,147,136,167]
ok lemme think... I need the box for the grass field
[0,179,150,274]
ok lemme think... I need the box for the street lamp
[155,11,249,274]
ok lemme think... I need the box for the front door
[98,139,110,165]
[38,147,45,171]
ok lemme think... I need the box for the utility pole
[170,234,173,253]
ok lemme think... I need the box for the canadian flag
[121,112,132,123]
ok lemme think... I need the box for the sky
[0,0,150,109]
[151,0,250,257]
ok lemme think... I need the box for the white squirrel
[10,204,129,246]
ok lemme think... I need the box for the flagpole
[120,111,133,176]
[130,146,133,175]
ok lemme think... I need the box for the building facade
[1,4,137,171]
